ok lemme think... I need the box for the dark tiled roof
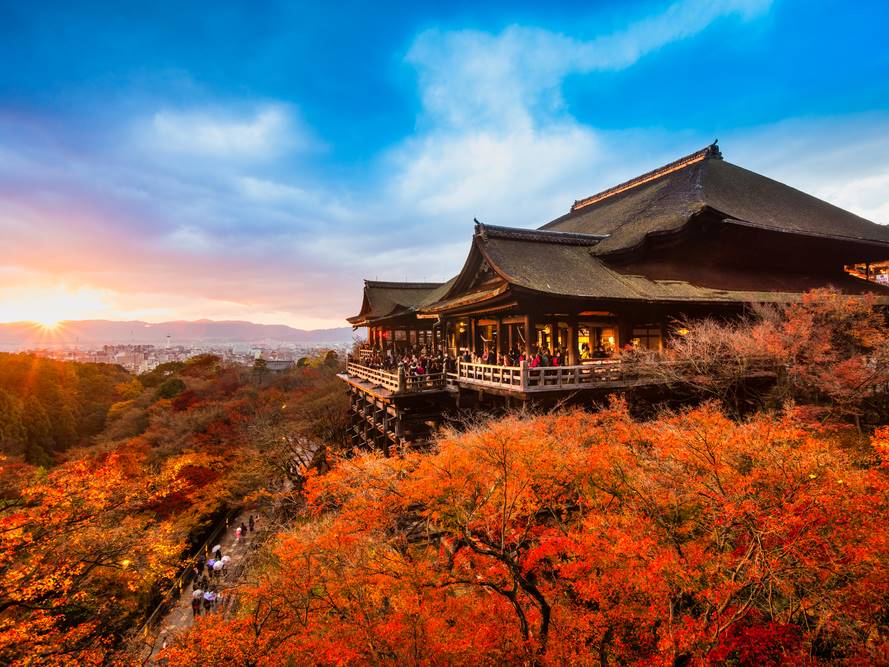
[348,278,463,325]
[347,280,446,325]
[477,223,605,246]
[353,143,889,320]
[476,231,889,304]
[543,145,889,253]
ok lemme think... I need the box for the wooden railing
[456,359,636,393]
[349,357,779,396]
[456,356,779,393]
[346,362,446,393]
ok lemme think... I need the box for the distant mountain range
[0,319,358,349]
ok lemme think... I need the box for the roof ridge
[475,222,606,246]
[570,141,722,212]
[364,280,443,289]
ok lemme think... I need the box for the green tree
[156,378,187,400]
[0,389,25,457]
[22,396,53,466]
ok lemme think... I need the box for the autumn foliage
[0,353,349,665]
[656,289,889,423]
[163,401,889,665]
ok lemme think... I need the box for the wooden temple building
[340,142,889,449]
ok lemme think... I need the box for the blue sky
[1,0,888,327]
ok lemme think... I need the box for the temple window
[631,326,662,352]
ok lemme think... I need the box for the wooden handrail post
[519,359,528,391]
[397,364,406,393]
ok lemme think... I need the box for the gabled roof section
[420,216,889,314]
[347,280,445,325]
[543,141,889,254]
[477,223,606,246]
[570,142,721,212]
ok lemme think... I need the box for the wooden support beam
[523,315,535,355]
[496,318,504,357]
[567,319,578,365]
[470,318,477,356]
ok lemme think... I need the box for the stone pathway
[147,509,267,662]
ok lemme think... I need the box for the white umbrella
[212,544,222,553]
[221,555,231,563]
[192,589,203,599]
[213,561,224,571]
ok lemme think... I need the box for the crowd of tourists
[187,514,258,620]
[357,340,613,376]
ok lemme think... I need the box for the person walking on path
[191,596,201,619]
[239,522,248,542]
[248,515,255,533]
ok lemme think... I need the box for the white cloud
[719,114,889,224]
[149,104,307,160]
[386,0,774,238]
[390,121,600,225]
[407,0,772,130]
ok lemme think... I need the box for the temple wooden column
[616,316,632,350]
[566,319,578,365]
[523,315,535,354]
[470,319,477,355]
[496,318,504,356]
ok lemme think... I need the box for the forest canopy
[0,353,132,465]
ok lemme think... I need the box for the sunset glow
[1,2,888,328]
[0,285,113,327]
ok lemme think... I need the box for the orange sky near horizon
[0,283,348,330]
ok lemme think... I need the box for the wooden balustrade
[349,357,778,396]
[346,362,446,393]
[456,359,633,393]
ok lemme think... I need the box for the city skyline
[2,0,889,328]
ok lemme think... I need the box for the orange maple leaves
[163,401,889,665]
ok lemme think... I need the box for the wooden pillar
[496,318,504,357]
[567,319,578,365]
[616,315,632,351]
[507,323,514,353]
[470,318,477,356]
[523,315,535,355]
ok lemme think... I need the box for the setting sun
[0,285,112,327]
[33,318,61,331]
